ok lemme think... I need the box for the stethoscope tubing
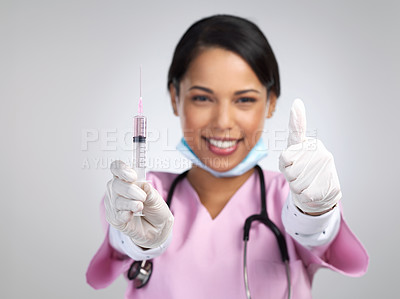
[130,165,291,299]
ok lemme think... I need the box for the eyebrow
[188,85,260,95]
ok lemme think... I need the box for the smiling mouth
[203,137,242,147]
[202,137,243,155]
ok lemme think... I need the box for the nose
[211,101,235,131]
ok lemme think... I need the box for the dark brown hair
[167,14,280,99]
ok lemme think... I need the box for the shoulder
[260,168,290,205]
[261,168,288,189]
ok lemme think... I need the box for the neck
[187,165,255,209]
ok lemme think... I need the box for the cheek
[240,108,266,130]
[180,104,210,135]
[239,109,266,143]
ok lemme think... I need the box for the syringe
[132,68,147,217]
[133,67,147,182]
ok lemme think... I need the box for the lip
[204,136,239,141]
[202,136,242,156]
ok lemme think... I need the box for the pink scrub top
[86,169,368,299]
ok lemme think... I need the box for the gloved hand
[104,160,174,249]
[279,99,342,214]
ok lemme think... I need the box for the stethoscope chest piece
[128,260,153,289]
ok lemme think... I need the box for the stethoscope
[128,165,291,299]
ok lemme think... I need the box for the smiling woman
[170,48,272,173]
[87,14,368,299]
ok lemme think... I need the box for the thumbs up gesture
[279,99,342,215]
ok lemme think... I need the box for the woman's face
[170,47,276,172]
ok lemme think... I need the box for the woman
[87,15,368,299]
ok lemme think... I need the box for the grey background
[2,0,399,298]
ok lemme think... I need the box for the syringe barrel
[133,115,147,137]
[133,115,147,181]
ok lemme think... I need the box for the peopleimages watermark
[81,127,318,169]
[81,127,318,151]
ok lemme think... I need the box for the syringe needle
[139,65,143,115]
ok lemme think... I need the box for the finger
[288,98,307,147]
[117,210,132,224]
[295,176,341,213]
[281,138,321,183]
[111,160,137,182]
[279,142,304,170]
[289,150,323,194]
[280,161,299,182]
[142,183,160,205]
[104,180,116,212]
[141,183,169,226]
[289,140,331,194]
[112,178,147,202]
[115,196,144,213]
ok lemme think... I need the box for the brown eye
[236,97,256,103]
[192,95,210,102]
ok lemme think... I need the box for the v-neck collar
[181,170,258,222]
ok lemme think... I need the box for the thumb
[287,98,307,147]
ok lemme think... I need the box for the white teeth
[208,138,237,149]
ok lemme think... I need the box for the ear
[169,83,179,116]
[266,92,277,119]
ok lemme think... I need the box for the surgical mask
[176,137,268,177]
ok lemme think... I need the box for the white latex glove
[104,160,174,249]
[279,99,342,214]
